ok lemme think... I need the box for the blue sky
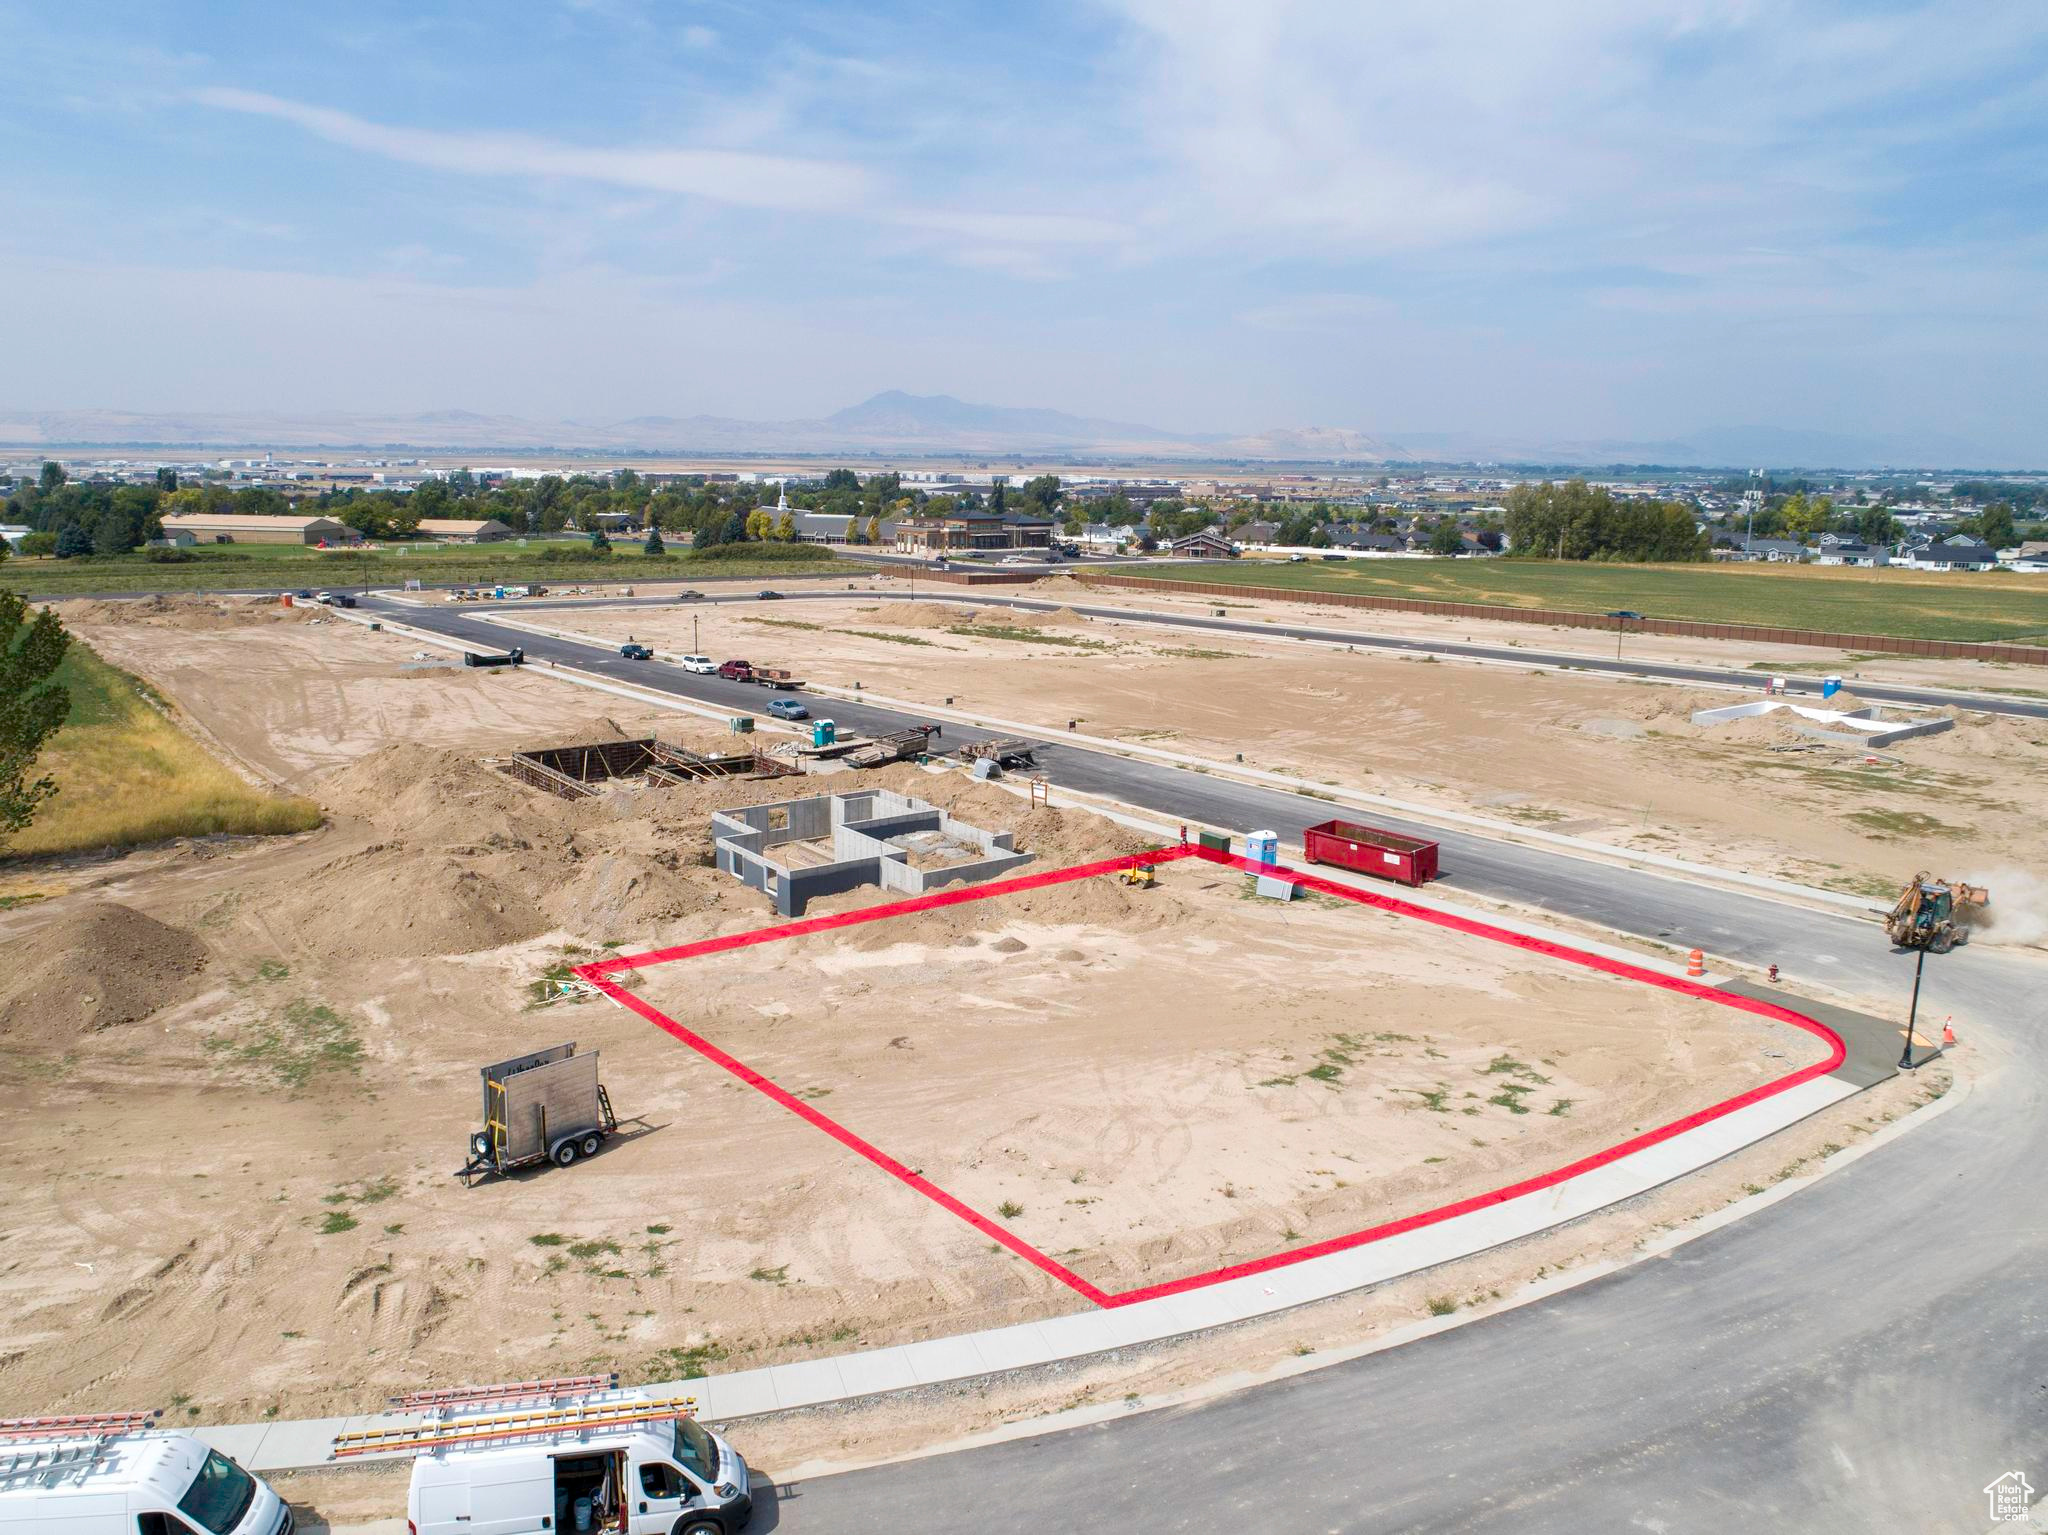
[3,0,2045,456]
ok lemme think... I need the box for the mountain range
[0,392,2019,471]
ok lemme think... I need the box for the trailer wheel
[552,1140,579,1167]
[581,1133,602,1158]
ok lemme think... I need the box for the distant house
[1999,539,2048,569]
[2008,549,2048,574]
[1074,523,1127,553]
[0,523,31,551]
[147,528,197,548]
[1901,535,1999,571]
[1329,528,1403,553]
[159,512,355,546]
[415,517,515,543]
[1168,528,1236,559]
[1814,534,1887,567]
[1235,520,1281,545]
[1727,536,1808,563]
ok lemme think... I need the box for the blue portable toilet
[812,719,837,748]
[1821,674,1842,700]
[1246,829,1279,865]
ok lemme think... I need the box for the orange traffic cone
[1942,1017,1956,1047]
[1685,948,1705,977]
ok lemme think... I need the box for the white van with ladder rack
[334,1375,750,1535]
[0,1411,291,1535]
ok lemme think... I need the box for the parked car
[766,698,810,721]
[1606,609,1645,620]
[757,589,784,600]
[677,589,705,600]
[680,653,717,674]
[619,643,654,660]
[331,593,358,608]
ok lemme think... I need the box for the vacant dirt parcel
[548,594,2048,900]
[621,866,1821,1301]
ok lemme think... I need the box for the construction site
[0,583,2010,1485]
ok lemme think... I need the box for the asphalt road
[365,592,2048,1531]
[489,584,2048,721]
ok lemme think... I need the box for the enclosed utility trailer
[460,1043,616,1184]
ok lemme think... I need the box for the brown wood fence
[1070,573,2048,667]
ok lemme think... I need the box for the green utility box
[730,716,755,735]
[1197,831,1231,854]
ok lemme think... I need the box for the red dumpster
[1301,819,1439,887]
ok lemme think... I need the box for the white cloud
[191,87,874,214]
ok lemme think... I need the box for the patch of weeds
[383,1223,405,1235]
[1426,1295,1459,1316]
[1422,1156,1447,1164]
[207,998,363,1090]
[0,892,49,911]
[569,1239,622,1260]
[643,1342,728,1381]
[797,1085,833,1100]
[318,1211,358,1235]
[948,623,1114,652]
[1408,1087,1451,1113]
[253,959,291,983]
[1548,1099,1574,1117]
[1489,1085,1534,1114]
[1293,1343,1315,1357]
[997,1200,1025,1219]
[848,628,936,647]
[646,1223,672,1235]
[1482,1055,1551,1085]
[749,1265,790,1284]
[529,1233,569,1247]
[1846,808,1962,838]
[544,1254,569,1276]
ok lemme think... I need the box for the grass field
[1111,559,2048,644]
[0,539,846,596]
[1,641,323,860]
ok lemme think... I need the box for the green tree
[1967,502,2017,549]
[0,592,72,844]
[155,468,179,493]
[54,525,93,559]
[1429,520,1465,556]
[744,508,774,541]
[644,525,666,556]
[824,468,860,492]
[866,515,882,545]
[1780,492,1829,542]
[1857,507,1897,547]
[1019,475,1063,518]
[39,461,67,494]
[589,527,612,553]
[989,480,1007,515]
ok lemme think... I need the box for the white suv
[680,654,717,674]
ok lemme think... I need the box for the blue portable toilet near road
[1821,674,1843,700]
[1247,829,1279,865]
[812,719,837,748]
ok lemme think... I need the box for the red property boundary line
[575,846,1845,1310]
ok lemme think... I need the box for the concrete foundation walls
[712,788,1034,915]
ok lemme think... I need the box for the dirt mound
[58,595,298,631]
[0,903,211,1048]
[865,602,973,629]
[1003,606,1089,629]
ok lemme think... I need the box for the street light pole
[1899,945,1927,1069]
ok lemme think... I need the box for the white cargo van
[0,1415,290,1535]
[379,1388,749,1535]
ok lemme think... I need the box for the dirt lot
[631,870,1816,1298]
[532,592,2048,908]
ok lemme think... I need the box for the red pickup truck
[717,660,804,690]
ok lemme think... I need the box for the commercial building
[158,512,356,546]
[892,509,1055,556]
[415,518,516,543]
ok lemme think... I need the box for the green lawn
[0,540,847,596]
[4,641,323,860]
[1106,559,2048,644]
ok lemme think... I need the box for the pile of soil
[1001,606,1089,629]
[0,902,211,1048]
[58,595,301,631]
[862,602,973,629]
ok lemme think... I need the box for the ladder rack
[395,1375,618,1413]
[0,1410,162,1441]
[332,1394,698,1460]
